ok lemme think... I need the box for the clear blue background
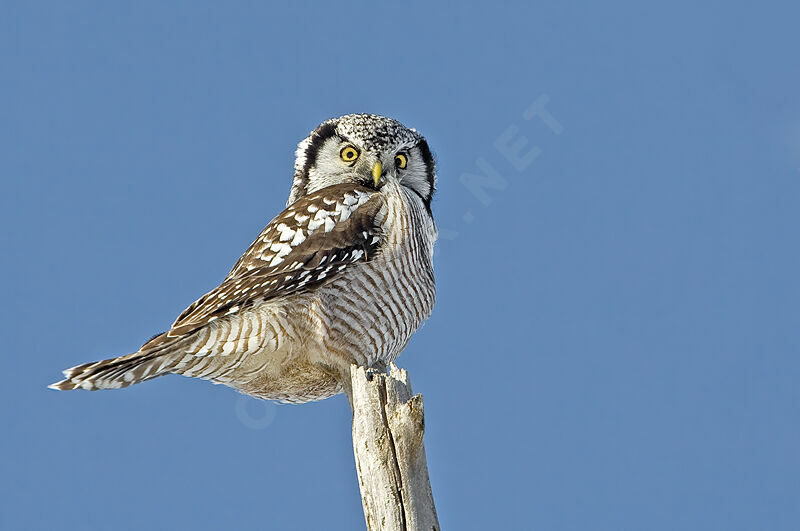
[2,2,798,529]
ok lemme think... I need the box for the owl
[49,114,437,403]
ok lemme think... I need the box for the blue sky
[2,1,799,529]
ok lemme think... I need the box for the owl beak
[371,161,383,187]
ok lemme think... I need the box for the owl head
[288,114,436,210]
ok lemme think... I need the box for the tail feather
[48,349,179,391]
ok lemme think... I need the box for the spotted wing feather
[147,184,384,343]
[226,183,380,277]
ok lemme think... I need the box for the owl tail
[48,347,179,391]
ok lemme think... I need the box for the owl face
[288,114,436,209]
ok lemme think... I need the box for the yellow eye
[340,145,359,163]
[395,153,408,169]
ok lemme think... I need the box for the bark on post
[349,364,440,531]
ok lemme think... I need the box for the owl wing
[143,184,384,348]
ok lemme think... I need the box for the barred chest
[314,186,436,369]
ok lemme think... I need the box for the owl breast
[234,183,435,403]
[320,193,435,365]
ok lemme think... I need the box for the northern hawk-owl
[50,114,437,403]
